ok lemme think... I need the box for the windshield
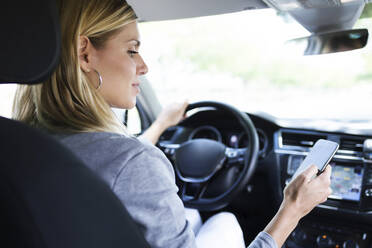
[139,9,372,120]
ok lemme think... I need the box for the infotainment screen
[329,165,364,202]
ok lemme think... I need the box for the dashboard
[276,129,372,209]
[275,128,372,248]
[158,109,372,248]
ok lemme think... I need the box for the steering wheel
[159,101,259,211]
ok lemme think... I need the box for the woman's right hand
[281,164,332,220]
[262,165,332,247]
[155,101,188,130]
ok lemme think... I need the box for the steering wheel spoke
[179,181,209,201]
[158,142,180,159]
[225,147,247,166]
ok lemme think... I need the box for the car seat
[0,0,149,247]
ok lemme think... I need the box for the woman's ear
[78,36,93,73]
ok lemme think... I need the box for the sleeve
[136,135,153,146]
[112,146,197,248]
[247,232,278,248]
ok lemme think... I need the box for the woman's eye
[128,50,139,58]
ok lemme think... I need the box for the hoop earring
[94,69,103,90]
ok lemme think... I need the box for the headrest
[0,0,60,85]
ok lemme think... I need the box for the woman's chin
[125,99,137,109]
[110,99,136,110]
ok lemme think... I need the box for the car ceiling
[127,0,368,34]
[126,0,268,22]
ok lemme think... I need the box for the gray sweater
[55,132,277,248]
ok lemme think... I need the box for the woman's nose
[137,55,148,75]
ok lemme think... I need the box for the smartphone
[291,139,339,181]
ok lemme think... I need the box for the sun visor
[0,0,60,84]
[262,0,368,33]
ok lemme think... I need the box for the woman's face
[82,21,148,109]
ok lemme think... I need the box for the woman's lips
[132,82,140,93]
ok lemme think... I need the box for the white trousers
[185,208,246,248]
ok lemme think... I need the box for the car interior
[2,0,372,248]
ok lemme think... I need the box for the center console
[274,129,372,248]
[287,218,371,248]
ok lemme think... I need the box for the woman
[12,0,332,247]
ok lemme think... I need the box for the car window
[139,9,372,120]
[2,9,372,121]
[0,84,17,118]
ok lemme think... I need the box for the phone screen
[291,139,339,181]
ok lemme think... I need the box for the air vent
[282,132,327,148]
[339,137,364,153]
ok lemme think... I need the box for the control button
[316,234,334,248]
[164,148,175,155]
[291,229,307,243]
[367,175,372,185]
[365,188,372,197]
[343,240,359,248]
[246,185,253,193]
[238,149,246,156]
[362,233,367,240]
[364,153,372,160]
[225,149,237,158]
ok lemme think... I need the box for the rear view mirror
[287,29,369,55]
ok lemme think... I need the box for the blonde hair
[12,0,137,134]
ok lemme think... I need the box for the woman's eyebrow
[127,39,141,47]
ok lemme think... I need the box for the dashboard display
[329,165,364,202]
